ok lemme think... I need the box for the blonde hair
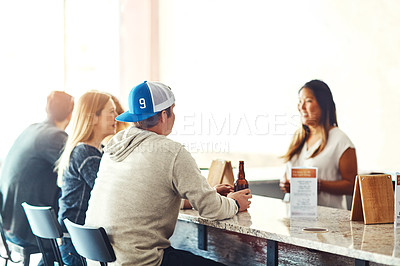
[56,91,111,184]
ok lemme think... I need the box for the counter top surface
[178,195,400,265]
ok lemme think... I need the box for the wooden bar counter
[170,195,399,265]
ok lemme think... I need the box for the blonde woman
[56,91,117,265]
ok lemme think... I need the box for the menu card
[290,167,318,218]
[394,173,400,228]
[350,174,394,224]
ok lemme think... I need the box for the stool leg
[80,256,87,266]
[35,237,48,266]
[50,239,63,266]
[22,252,30,266]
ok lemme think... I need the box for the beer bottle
[234,161,249,192]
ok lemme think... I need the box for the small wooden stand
[206,160,235,187]
[350,174,394,225]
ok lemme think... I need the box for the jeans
[59,237,85,266]
[161,246,226,266]
[4,231,31,247]
[5,231,56,266]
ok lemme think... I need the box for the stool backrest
[64,218,116,264]
[21,202,64,266]
[21,202,62,239]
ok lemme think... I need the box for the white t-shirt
[287,127,355,209]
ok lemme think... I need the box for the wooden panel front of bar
[170,220,369,266]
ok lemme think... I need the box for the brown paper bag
[206,160,235,187]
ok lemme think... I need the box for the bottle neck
[238,162,245,179]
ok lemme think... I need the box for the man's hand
[214,183,234,196]
[227,188,252,212]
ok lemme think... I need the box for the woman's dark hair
[283,79,338,162]
[301,79,337,128]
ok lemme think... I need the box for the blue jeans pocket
[60,238,85,266]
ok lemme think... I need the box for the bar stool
[0,230,40,266]
[21,202,64,266]
[64,218,116,266]
[1,193,41,266]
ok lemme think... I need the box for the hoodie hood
[104,126,158,162]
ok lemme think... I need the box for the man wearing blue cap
[85,81,252,265]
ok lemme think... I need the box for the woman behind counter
[56,91,117,265]
[280,79,357,209]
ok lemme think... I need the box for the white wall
[64,0,120,99]
[0,0,120,161]
[0,0,64,159]
[158,0,400,172]
[1,0,399,174]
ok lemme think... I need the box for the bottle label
[234,183,248,192]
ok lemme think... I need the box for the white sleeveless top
[287,127,355,209]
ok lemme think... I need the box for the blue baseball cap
[116,81,175,122]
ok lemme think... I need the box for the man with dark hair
[0,91,74,255]
[85,81,252,265]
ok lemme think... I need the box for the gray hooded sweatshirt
[85,126,237,266]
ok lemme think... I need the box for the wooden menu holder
[206,160,235,187]
[351,174,394,225]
